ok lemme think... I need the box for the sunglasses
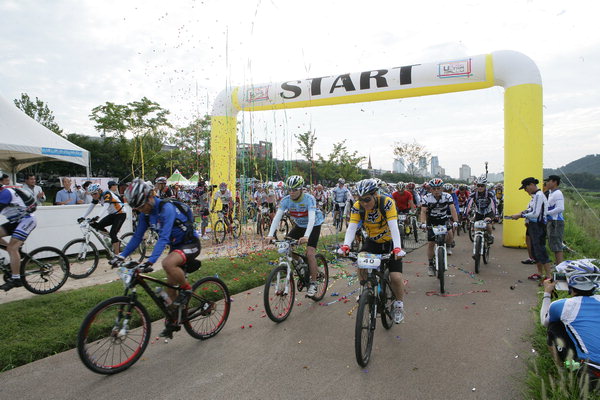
[477,184,486,187]
[288,188,301,193]
[359,196,373,203]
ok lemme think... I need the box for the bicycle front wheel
[474,236,482,274]
[63,239,99,279]
[184,277,231,339]
[77,296,151,374]
[483,240,490,265]
[120,232,146,262]
[380,271,396,330]
[437,246,446,294]
[20,246,69,294]
[311,254,329,301]
[213,220,226,244]
[355,289,376,367]
[264,265,295,322]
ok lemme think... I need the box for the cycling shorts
[1,214,37,242]
[474,212,495,222]
[170,237,201,267]
[426,218,450,242]
[287,224,321,248]
[359,239,402,273]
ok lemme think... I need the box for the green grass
[0,233,344,372]
[562,191,600,259]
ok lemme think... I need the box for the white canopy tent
[0,93,90,180]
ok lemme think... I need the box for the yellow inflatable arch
[210,50,542,247]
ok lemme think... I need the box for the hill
[544,154,600,176]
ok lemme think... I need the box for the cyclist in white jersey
[211,182,234,226]
[332,178,352,221]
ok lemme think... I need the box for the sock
[12,274,20,280]
[394,300,404,308]
[181,283,192,291]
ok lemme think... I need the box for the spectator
[55,177,83,205]
[509,177,552,282]
[1,173,10,186]
[20,173,46,205]
[81,181,93,204]
[540,259,600,385]
[545,175,565,264]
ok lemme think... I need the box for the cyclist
[339,178,406,323]
[465,177,497,244]
[264,175,324,297]
[193,180,210,239]
[0,185,37,291]
[540,259,600,383]
[332,178,352,226]
[112,178,201,338]
[78,181,127,255]
[155,177,174,199]
[406,182,421,208]
[455,184,470,216]
[494,183,504,221]
[265,183,277,221]
[313,184,328,214]
[420,178,459,273]
[392,182,416,214]
[211,182,234,229]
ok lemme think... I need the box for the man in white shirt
[21,173,46,205]
[545,175,565,264]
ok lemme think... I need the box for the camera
[553,272,568,291]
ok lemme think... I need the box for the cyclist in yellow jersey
[339,179,406,323]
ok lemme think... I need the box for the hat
[545,174,561,184]
[519,177,539,190]
[107,180,118,187]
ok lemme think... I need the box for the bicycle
[263,239,329,322]
[472,219,491,274]
[341,251,395,367]
[398,211,419,245]
[333,202,346,231]
[211,209,241,244]
[77,260,231,374]
[62,217,146,279]
[428,224,448,294]
[256,204,272,237]
[1,243,70,294]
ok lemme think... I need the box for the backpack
[358,194,391,228]
[14,188,37,213]
[159,198,196,241]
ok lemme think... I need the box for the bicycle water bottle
[155,287,172,306]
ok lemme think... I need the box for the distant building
[393,158,406,173]
[430,156,439,176]
[237,140,272,159]
[459,164,471,181]
[487,172,504,182]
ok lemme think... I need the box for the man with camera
[540,259,600,383]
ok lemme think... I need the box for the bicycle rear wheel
[474,236,482,274]
[380,271,396,330]
[231,218,241,239]
[184,277,231,339]
[355,289,376,367]
[277,218,289,239]
[264,265,295,322]
[20,246,69,294]
[120,232,146,262]
[436,246,446,294]
[77,296,150,374]
[62,239,99,279]
[311,254,329,301]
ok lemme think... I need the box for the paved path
[0,225,541,399]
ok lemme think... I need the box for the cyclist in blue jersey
[265,175,324,297]
[541,259,600,383]
[332,178,352,224]
[111,179,200,337]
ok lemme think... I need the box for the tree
[316,140,366,184]
[14,93,63,136]
[393,141,431,178]
[89,97,172,179]
[295,130,317,184]
[168,115,211,177]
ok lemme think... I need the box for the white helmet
[556,259,600,291]
[125,178,153,208]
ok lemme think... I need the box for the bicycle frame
[432,226,448,274]
[472,220,487,255]
[79,220,115,257]
[275,241,310,289]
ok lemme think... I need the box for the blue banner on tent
[41,147,83,157]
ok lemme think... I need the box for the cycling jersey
[522,189,548,223]
[455,190,470,206]
[422,192,454,222]
[547,189,565,221]
[348,196,397,243]
[213,189,233,207]
[265,189,276,204]
[543,295,600,362]
[465,190,497,216]
[158,186,174,199]
[313,190,328,203]
[332,186,351,203]
[277,193,324,228]
[408,190,421,207]
[392,190,413,212]
[102,190,125,214]
[121,197,199,264]
[495,190,504,201]
[0,188,37,241]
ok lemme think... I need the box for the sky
[1,0,599,178]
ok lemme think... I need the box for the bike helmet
[476,176,487,185]
[285,175,304,189]
[338,178,345,184]
[429,178,444,187]
[556,259,600,291]
[155,176,167,184]
[125,178,153,208]
[397,182,406,190]
[443,183,453,191]
[87,183,102,193]
[459,185,467,191]
[356,179,378,196]
[219,182,227,190]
